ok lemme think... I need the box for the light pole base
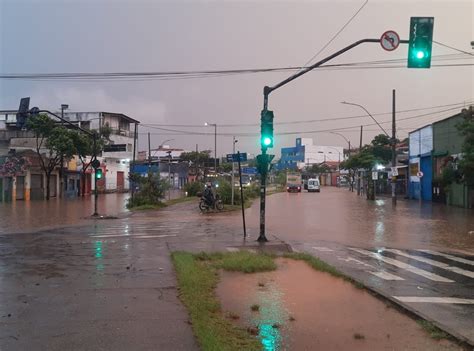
[257,235,268,243]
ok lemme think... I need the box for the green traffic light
[416,51,425,59]
[262,137,272,146]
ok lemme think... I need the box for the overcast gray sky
[1,0,473,157]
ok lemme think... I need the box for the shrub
[127,172,168,208]
[184,181,204,197]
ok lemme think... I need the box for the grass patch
[127,203,166,211]
[417,320,450,340]
[283,252,364,289]
[217,251,276,273]
[165,196,196,206]
[171,252,261,351]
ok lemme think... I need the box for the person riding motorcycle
[203,183,215,206]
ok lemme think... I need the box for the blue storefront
[408,126,433,201]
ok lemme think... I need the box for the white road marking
[393,296,474,304]
[312,246,334,252]
[417,250,474,267]
[338,256,404,280]
[90,234,177,239]
[349,248,454,283]
[386,249,474,279]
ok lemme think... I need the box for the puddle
[216,258,460,351]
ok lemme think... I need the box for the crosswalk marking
[393,296,474,304]
[386,249,474,279]
[417,249,474,267]
[349,248,454,283]
[337,256,404,280]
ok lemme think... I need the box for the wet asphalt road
[0,201,257,351]
[0,187,473,348]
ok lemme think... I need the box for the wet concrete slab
[217,258,462,351]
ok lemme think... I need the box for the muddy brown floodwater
[217,258,462,351]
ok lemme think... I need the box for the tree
[457,107,474,187]
[180,150,211,179]
[27,114,77,200]
[307,163,330,175]
[71,130,108,196]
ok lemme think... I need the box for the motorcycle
[199,193,224,212]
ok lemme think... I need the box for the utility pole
[357,125,363,195]
[168,151,172,200]
[131,123,138,201]
[391,89,397,205]
[231,137,238,206]
[148,132,151,169]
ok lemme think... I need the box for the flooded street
[217,258,460,351]
[0,193,130,234]
[242,187,474,252]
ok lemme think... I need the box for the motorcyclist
[203,182,214,206]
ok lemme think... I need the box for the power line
[299,0,369,70]
[1,53,472,81]
[434,40,474,56]
[140,100,472,128]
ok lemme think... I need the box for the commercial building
[277,138,344,170]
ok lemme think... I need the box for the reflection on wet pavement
[241,188,474,252]
[217,258,461,351]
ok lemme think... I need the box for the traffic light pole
[258,37,409,242]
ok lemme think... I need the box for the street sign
[372,171,378,180]
[380,30,400,51]
[391,167,398,176]
[226,153,247,163]
[242,167,257,175]
[417,171,424,178]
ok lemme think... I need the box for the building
[0,110,139,201]
[63,111,139,194]
[408,125,433,201]
[277,138,344,170]
[407,108,473,208]
[432,112,472,208]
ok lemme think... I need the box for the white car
[307,178,320,192]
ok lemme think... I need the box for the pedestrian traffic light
[260,109,274,150]
[95,168,103,179]
[407,17,434,68]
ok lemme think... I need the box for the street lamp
[340,101,389,137]
[232,137,238,205]
[204,122,217,174]
[329,131,351,157]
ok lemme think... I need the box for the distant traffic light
[407,17,434,69]
[260,109,274,150]
[95,168,103,179]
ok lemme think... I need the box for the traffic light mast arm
[263,38,409,109]
[34,109,94,136]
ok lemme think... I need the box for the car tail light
[287,187,289,190]
[298,187,301,190]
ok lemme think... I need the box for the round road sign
[417,171,424,178]
[380,30,400,51]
